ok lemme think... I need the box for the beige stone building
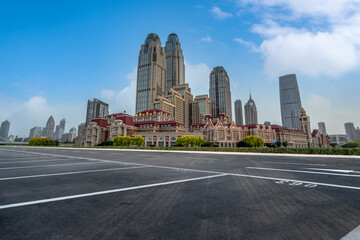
[192,94,211,124]
[172,84,193,128]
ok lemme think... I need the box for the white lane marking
[1,146,360,159]
[0,166,150,181]
[0,174,227,210]
[2,148,360,190]
[263,161,327,166]
[341,225,360,240]
[0,156,52,161]
[306,168,360,174]
[0,158,80,165]
[247,167,360,178]
[0,161,107,170]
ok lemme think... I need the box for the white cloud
[100,67,137,115]
[201,35,213,42]
[236,1,360,78]
[0,95,85,137]
[233,38,258,51]
[185,61,211,96]
[210,6,233,20]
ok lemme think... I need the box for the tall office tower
[29,127,42,138]
[192,94,211,124]
[344,122,356,141]
[86,98,109,124]
[318,122,327,135]
[136,33,167,114]
[279,74,302,129]
[78,123,86,136]
[59,118,66,138]
[234,100,243,126]
[209,66,232,120]
[244,94,258,125]
[165,33,185,92]
[54,125,60,140]
[172,84,193,128]
[45,116,55,139]
[0,120,10,139]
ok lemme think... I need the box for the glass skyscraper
[279,74,302,129]
[136,33,167,114]
[209,66,232,120]
[165,33,185,92]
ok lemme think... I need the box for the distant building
[279,74,302,129]
[135,33,166,114]
[45,116,55,139]
[165,33,185,91]
[329,134,350,146]
[356,127,360,142]
[192,94,211,124]
[86,98,109,124]
[244,94,258,125]
[318,122,327,135]
[234,100,243,126]
[62,127,77,143]
[0,120,10,139]
[59,118,66,138]
[209,66,232,120]
[78,123,86,136]
[264,121,271,127]
[172,84,193,128]
[29,126,42,139]
[344,122,356,141]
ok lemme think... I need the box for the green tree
[242,136,264,148]
[282,141,289,147]
[275,141,282,147]
[29,137,57,146]
[342,141,360,148]
[330,143,338,148]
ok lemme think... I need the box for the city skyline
[1,1,360,136]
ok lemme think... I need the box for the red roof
[137,109,171,116]
[106,113,135,126]
[91,118,110,128]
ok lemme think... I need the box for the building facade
[344,122,357,141]
[0,120,10,140]
[45,116,55,139]
[209,66,232,120]
[165,33,185,91]
[172,84,193,128]
[279,74,302,129]
[192,94,211,124]
[318,122,327,135]
[29,126,42,139]
[329,134,350,146]
[244,94,258,125]
[86,98,109,124]
[136,33,167,114]
[234,99,243,126]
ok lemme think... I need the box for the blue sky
[1,0,360,136]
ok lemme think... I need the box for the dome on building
[145,33,161,45]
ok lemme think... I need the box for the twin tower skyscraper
[135,33,185,114]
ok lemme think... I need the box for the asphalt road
[0,147,359,240]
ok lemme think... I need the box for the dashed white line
[0,161,107,170]
[0,174,227,210]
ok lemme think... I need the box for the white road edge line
[1,146,360,159]
[246,167,360,177]
[0,174,227,210]
[1,148,360,190]
[306,168,360,174]
[0,166,151,181]
[341,225,360,240]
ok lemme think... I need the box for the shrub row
[113,136,145,146]
[176,136,206,147]
[29,137,58,146]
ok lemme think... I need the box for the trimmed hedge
[113,136,145,146]
[29,137,58,146]
[176,135,206,147]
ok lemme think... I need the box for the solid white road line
[341,225,360,240]
[262,161,327,166]
[0,158,80,165]
[247,167,360,177]
[2,148,360,190]
[0,166,150,181]
[306,168,360,174]
[0,161,107,170]
[0,174,227,210]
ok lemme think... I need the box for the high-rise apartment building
[165,33,185,92]
[344,122,356,141]
[0,120,10,139]
[209,66,232,120]
[172,84,193,128]
[279,74,302,129]
[54,125,60,140]
[234,100,243,126]
[29,126,42,138]
[59,118,66,137]
[136,33,167,114]
[78,123,86,136]
[45,116,55,138]
[244,94,258,125]
[86,98,109,124]
[318,122,327,135]
[192,95,211,124]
